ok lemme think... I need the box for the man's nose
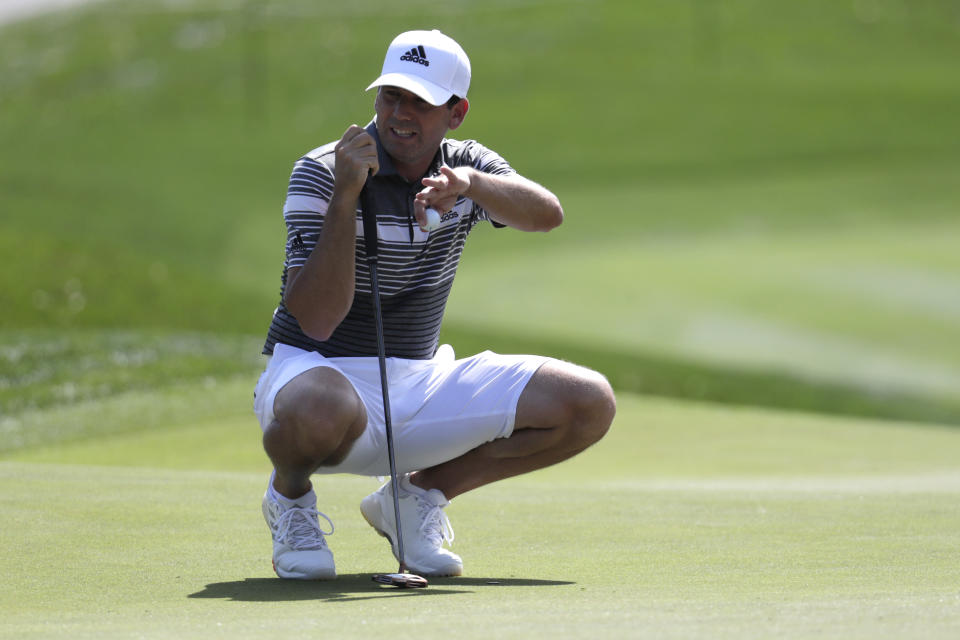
[391,97,414,119]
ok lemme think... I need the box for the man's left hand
[414,166,472,230]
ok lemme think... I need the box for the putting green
[4,393,960,639]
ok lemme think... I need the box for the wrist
[329,186,362,216]
[459,166,478,200]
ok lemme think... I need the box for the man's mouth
[391,127,416,139]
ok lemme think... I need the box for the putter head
[372,572,429,589]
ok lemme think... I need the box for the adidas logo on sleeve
[400,45,429,67]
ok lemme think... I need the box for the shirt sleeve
[281,155,335,270]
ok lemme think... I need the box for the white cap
[366,30,471,106]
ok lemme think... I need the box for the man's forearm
[284,192,359,341]
[466,171,563,232]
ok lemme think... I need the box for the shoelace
[274,506,334,551]
[416,499,454,547]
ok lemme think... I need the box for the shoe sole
[360,496,462,578]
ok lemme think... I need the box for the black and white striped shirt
[262,122,514,359]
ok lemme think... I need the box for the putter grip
[360,175,378,260]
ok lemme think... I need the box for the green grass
[449,219,960,402]
[0,330,263,453]
[4,394,960,639]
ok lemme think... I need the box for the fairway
[4,393,960,639]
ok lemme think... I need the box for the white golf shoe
[262,480,336,580]
[360,475,462,577]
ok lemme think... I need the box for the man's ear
[448,98,469,131]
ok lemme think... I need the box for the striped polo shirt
[262,122,514,359]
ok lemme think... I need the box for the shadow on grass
[188,574,575,603]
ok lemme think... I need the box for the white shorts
[253,343,549,477]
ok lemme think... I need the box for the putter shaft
[361,177,422,586]
[368,255,408,575]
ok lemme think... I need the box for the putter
[360,177,429,590]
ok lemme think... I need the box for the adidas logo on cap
[400,45,429,67]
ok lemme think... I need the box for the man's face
[374,86,466,178]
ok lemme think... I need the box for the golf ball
[424,208,441,231]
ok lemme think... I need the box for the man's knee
[267,366,367,460]
[519,361,616,446]
[569,367,616,445]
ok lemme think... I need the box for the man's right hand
[334,125,379,198]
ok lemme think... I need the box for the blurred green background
[3,3,960,637]
[2,0,959,449]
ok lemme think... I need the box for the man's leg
[260,365,368,580]
[357,357,614,576]
[408,360,616,499]
[263,366,368,499]
[262,367,367,580]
